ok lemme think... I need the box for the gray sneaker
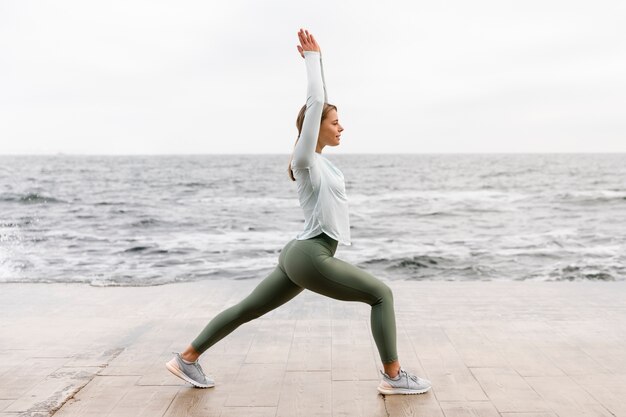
[377,368,431,395]
[166,352,215,388]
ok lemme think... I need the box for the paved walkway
[1,280,625,417]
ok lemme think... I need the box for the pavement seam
[48,347,126,416]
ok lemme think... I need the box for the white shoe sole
[377,385,431,395]
[165,360,214,389]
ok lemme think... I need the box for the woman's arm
[292,29,327,169]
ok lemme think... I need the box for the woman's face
[318,109,344,148]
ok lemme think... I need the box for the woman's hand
[297,28,321,58]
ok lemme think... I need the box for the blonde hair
[288,102,338,181]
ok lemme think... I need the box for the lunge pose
[166,28,431,395]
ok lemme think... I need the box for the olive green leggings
[191,232,398,363]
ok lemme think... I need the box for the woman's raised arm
[292,29,328,169]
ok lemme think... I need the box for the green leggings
[191,232,398,363]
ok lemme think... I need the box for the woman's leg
[186,263,303,358]
[283,242,398,367]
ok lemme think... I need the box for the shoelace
[193,361,206,377]
[400,369,419,383]
[176,352,206,382]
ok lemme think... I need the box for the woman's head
[288,103,344,181]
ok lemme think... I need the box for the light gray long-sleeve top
[290,51,351,246]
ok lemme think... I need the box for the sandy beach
[1,279,625,417]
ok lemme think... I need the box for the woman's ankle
[181,346,200,362]
[383,360,401,378]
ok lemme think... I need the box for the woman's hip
[279,233,336,270]
[279,234,390,304]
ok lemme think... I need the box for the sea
[1,154,625,286]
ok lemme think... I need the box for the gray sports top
[290,51,351,246]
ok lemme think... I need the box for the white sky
[1,0,625,154]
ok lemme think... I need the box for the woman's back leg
[191,264,303,354]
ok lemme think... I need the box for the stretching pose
[166,28,431,395]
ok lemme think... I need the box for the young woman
[166,28,431,395]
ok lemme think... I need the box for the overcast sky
[1,0,625,154]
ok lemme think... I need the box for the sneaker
[165,352,215,388]
[377,368,431,395]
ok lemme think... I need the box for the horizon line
[1,151,626,156]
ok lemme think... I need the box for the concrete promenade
[1,280,625,416]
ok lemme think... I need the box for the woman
[166,28,431,395]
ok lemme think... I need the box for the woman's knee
[326,258,394,305]
[373,282,394,305]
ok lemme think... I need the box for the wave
[421,211,458,217]
[478,169,536,179]
[350,190,530,205]
[178,181,218,189]
[496,244,621,258]
[95,201,123,206]
[130,218,161,228]
[0,217,37,228]
[0,221,20,228]
[120,245,189,256]
[199,196,296,208]
[123,246,151,253]
[360,255,446,270]
[352,189,626,206]
[547,264,619,282]
[0,192,66,204]
[358,251,625,282]
[556,190,626,203]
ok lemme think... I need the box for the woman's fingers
[299,29,310,47]
[299,28,312,44]
[309,34,318,48]
[297,28,319,52]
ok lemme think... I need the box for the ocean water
[1,154,625,286]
